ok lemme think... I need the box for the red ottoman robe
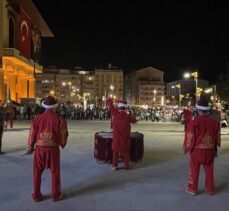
[106,98,136,156]
[27,109,68,201]
[184,114,221,194]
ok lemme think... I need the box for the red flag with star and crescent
[19,6,31,59]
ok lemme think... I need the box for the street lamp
[61,81,74,103]
[171,85,181,106]
[109,85,115,100]
[204,88,212,94]
[110,85,114,91]
[204,86,217,105]
[184,71,198,102]
[175,84,181,106]
[153,89,157,104]
[171,96,175,106]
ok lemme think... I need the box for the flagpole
[195,71,198,102]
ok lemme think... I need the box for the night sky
[33,0,229,83]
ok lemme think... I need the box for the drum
[130,132,144,162]
[94,131,144,162]
[94,132,113,162]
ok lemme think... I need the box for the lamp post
[171,85,180,106]
[110,84,115,98]
[175,84,181,106]
[204,86,217,105]
[171,96,175,106]
[153,89,157,105]
[62,81,74,103]
[184,71,198,103]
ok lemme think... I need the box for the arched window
[9,16,15,48]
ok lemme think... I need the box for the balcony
[3,48,43,72]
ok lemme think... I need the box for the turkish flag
[19,6,31,59]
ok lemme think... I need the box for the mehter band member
[106,98,137,171]
[183,96,221,196]
[27,96,68,202]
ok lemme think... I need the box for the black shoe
[0,151,5,155]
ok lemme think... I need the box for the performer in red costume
[106,98,137,171]
[27,96,68,202]
[183,96,221,196]
[183,101,193,131]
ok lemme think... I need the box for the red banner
[19,6,31,59]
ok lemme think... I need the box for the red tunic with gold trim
[106,98,136,156]
[28,109,68,149]
[27,109,68,200]
[183,114,220,194]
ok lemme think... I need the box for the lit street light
[153,89,157,104]
[175,84,181,106]
[183,71,199,103]
[110,85,114,91]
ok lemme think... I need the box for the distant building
[125,66,165,106]
[166,79,209,105]
[35,67,95,105]
[0,0,53,103]
[94,64,123,105]
[35,64,124,106]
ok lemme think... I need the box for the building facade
[35,67,95,105]
[126,66,165,106]
[166,79,209,105]
[94,65,123,105]
[0,0,53,103]
[35,64,124,106]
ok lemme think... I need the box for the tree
[216,73,229,104]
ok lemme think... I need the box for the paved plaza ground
[0,120,229,211]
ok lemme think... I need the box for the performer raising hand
[106,98,137,171]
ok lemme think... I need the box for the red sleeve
[27,119,37,150]
[129,115,137,124]
[106,98,116,114]
[106,98,116,129]
[183,120,196,153]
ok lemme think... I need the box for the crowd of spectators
[5,102,185,123]
[1,100,229,127]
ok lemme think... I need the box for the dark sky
[33,0,229,83]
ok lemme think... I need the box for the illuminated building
[125,66,165,106]
[94,64,123,104]
[0,0,53,103]
[167,79,209,105]
[35,64,123,106]
[35,67,95,105]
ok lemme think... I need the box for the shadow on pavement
[1,146,27,154]
[135,148,181,169]
[4,128,30,132]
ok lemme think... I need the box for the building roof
[136,66,164,74]
[9,0,54,37]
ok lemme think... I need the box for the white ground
[0,120,229,211]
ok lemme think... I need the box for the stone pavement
[0,120,229,211]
